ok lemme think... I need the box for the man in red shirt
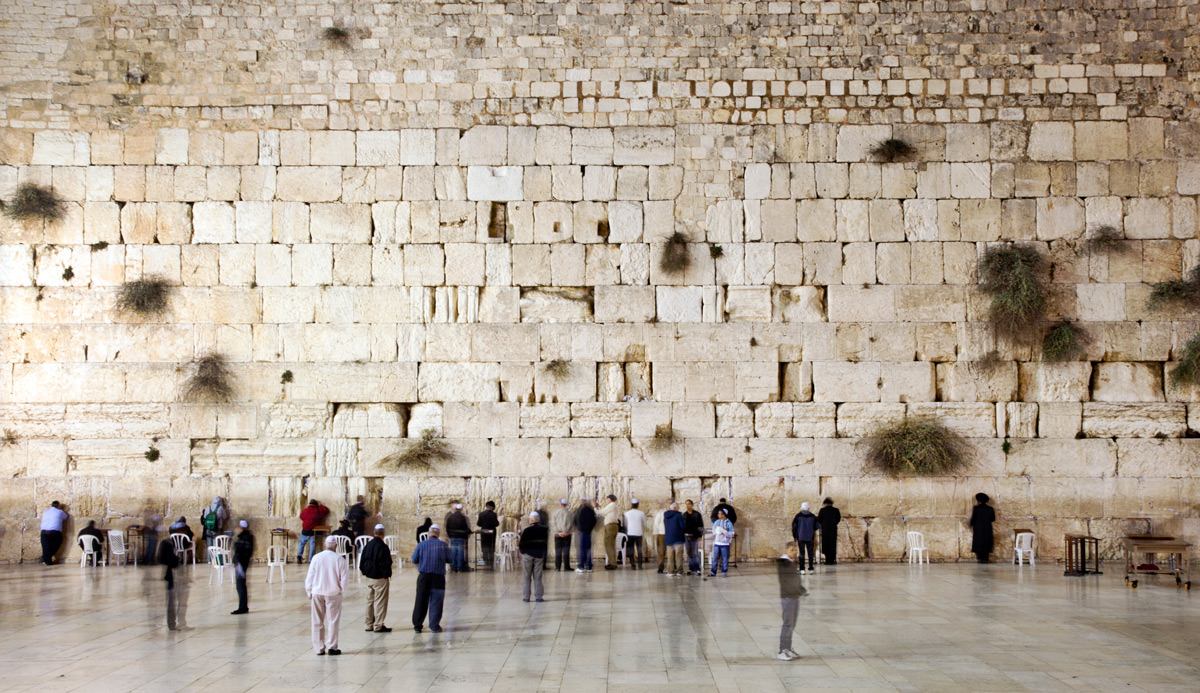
[297,500,329,564]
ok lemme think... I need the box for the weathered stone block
[1082,403,1185,438]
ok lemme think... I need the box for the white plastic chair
[207,545,228,584]
[700,531,714,571]
[906,531,928,564]
[1013,532,1036,565]
[80,535,102,568]
[331,535,353,569]
[384,536,402,573]
[612,532,628,566]
[497,532,519,572]
[213,534,233,564]
[170,533,195,565]
[266,545,286,583]
[107,530,135,566]
[417,532,429,544]
[354,535,372,571]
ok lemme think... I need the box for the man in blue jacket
[575,499,596,573]
[411,525,450,633]
[662,502,687,577]
[791,502,818,574]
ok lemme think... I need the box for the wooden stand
[1063,534,1101,576]
[270,529,291,563]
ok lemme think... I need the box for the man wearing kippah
[306,536,349,655]
[411,525,451,633]
[550,499,574,571]
[358,524,393,633]
[623,500,646,570]
[231,520,254,615]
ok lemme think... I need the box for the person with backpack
[201,497,228,547]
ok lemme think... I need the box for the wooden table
[1063,534,1101,576]
[270,529,291,562]
[1122,535,1191,585]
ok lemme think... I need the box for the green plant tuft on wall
[1147,266,1200,312]
[144,446,160,462]
[2,183,67,224]
[388,429,455,470]
[869,138,916,163]
[281,370,294,384]
[1041,321,1091,362]
[864,417,972,476]
[709,244,724,259]
[977,244,1047,338]
[660,231,691,274]
[117,276,173,316]
[184,353,235,402]
[1169,334,1200,388]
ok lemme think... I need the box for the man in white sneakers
[305,536,349,655]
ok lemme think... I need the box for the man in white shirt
[599,495,621,570]
[623,500,646,570]
[653,501,668,574]
[40,501,69,566]
[305,536,349,655]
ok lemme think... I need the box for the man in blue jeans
[411,525,450,633]
[709,509,734,577]
[575,498,596,573]
[682,499,705,575]
[445,504,472,572]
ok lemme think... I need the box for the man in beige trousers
[306,536,349,655]
[358,524,393,633]
[599,494,621,569]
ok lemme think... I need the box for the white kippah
[324,535,337,545]
[455,503,463,509]
[239,520,248,528]
[429,524,440,531]
[631,498,638,504]
[559,499,567,504]
[374,524,385,531]
[530,511,540,520]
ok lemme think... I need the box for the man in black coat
[347,496,369,537]
[519,512,549,602]
[575,499,597,573]
[158,537,190,630]
[710,498,738,525]
[816,498,841,566]
[231,520,254,614]
[969,493,996,563]
[477,501,499,567]
[445,504,472,572]
[359,524,393,632]
[682,500,705,575]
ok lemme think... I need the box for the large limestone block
[939,362,1019,403]
[1003,402,1039,438]
[813,362,881,403]
[444,402,520,439]
[550,437,612,476]
[715,403,753,437]
[570,403,630,437]
[879,362,936,403]
[418,363,499,403]
[1037,402,1082,438]
[745,438,815,477]
[1028,122,1074,161]
[835,403,905,438]
[1082,403,1185,438]
[793,403,836,437]
[491,438,550,476]
[190,440,315,476]
[1116,439,1200,478]
[826,287,895,322]
[521,404,570,437]
[1004,438,1116,477]
[466,166,523,201]
[907,402,996,437]
[277,167,341,202]
[754,402,793,437]
[264,403,332,438]
[1030,362,1092,402]
[58,404,169,439]
[64,438,185,477]
[613,127,674,165]
[1090,362,1164,402]
[459,126,508,165]
[32,131,89,165]
[735,361,780,402]
[835,125,891,163]
[534,360,597,404]
[310,204,371,244]
[519,288,593,323]
[407,403,444,437]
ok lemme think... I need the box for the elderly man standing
[359,524,393,633]
[411,525,451,633]
[663,502,687,577]
[550,499,574,571]
[305,536,349,655]
[520,512,549,602]
[599,494,621,569]
[623,499,646,570]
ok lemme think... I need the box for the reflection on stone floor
[1,561,1197,692]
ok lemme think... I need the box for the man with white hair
[358,524,393,633]
[411,525,451,633]
[519,512,549,602]
[305,535,349,655]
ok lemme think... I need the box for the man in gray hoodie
[550,499,574,571]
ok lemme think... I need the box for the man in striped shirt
[411,525,451,633]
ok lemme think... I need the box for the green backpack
[203,510,219,531]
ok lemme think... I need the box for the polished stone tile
[1,562,1198,691]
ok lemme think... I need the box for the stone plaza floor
[0,557,1197,692]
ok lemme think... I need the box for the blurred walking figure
[231,520,254,615]
[791,502,817,574]
[477,501,500,567]
[776,541,808,661]
[817,498,841,565]
[520,512,548,602]
[346,495,368,537]
[551,499,574,571]
[157,536,190,630]
[709,509,734,577]
[623,500,646,569]
[359,524,393,633]
[411,525,450,633]
[77,520,104,550]
[653,501,668,573]
[575,499,596,573]
[305,536,348,655]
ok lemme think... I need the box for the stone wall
[1,0,1199,563]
